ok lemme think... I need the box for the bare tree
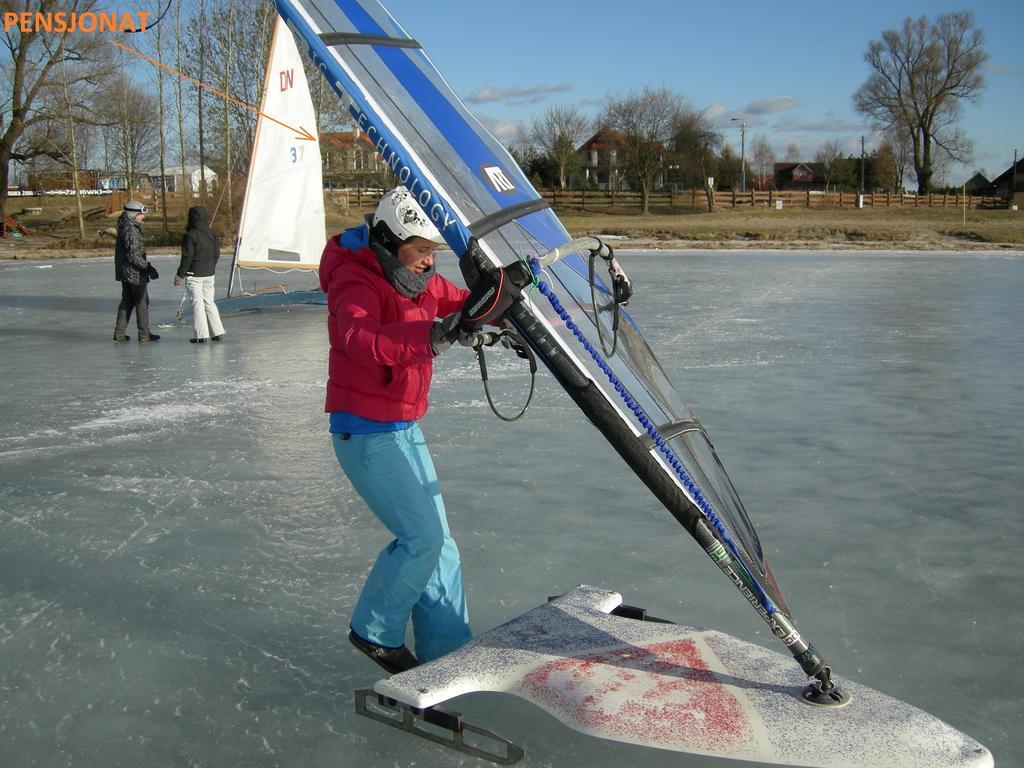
[853,11,987,193]
[670,109,721,211]
[234,1,275,154]
[529,104,590,190]
[95,73,159,191]
[0,0,109,228]
[215,0,236,230]
[750,135,776,190]
[17,40,110,238]
[784,141,801,162]
[886,124,914,193]
[871,137,900,192]
[602,86,687,214]
[145,0,171,236]
[814,138,845,194]
[181,0,212,203]
[507,124,539,177]
[208,0,280,227]
[303,33,350,139]
[58,54,85,238]
[173,0,191,204]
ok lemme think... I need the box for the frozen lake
[1,248,1021,767]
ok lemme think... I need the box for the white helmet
[123,200,148,214]
[371,186,445,250]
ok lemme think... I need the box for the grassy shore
[556,206,1024,251]
[2,197,1022,260]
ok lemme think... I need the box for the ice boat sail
[226,14,326,297]
[273,0,831,693]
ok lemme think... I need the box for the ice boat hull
[373,586,992,768]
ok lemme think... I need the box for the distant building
[321,129,385,187]
[577,130,629,191]
[26,169,101,192]
[962,172,994,195]
[773,162,826,191]
[989,157,1024,204]
[141,165,219,194]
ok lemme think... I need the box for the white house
[142,165,219,194]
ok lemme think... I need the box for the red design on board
[520,639,751,750]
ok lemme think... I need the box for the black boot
[348,630,419,675]
[138,333,161,342]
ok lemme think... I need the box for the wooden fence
[536,188,1005,211]
[15,187,1006,216]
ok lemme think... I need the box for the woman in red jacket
[320,187,479,674]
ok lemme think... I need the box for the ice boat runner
[274,0,993,765]
[221,14,326,311]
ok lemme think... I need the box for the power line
[125,0,173,34]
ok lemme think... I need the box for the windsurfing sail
[275,0,840,698]
[229,15,326,290]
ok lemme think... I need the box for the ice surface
[0,249,1020,767]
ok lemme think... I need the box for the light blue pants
[333,424,471,662]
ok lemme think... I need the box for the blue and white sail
[274,0,822,685]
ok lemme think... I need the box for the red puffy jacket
[319,225,469,421]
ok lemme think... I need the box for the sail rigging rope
[530,259,776,614]
[472,328,537,422]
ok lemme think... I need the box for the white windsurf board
[374,585,992,768]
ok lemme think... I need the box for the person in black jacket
[174,206,225,343]
[113,200,160,342]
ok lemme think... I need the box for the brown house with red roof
[321,130,385,186]
[577,130,629,191]
[773,162,826,191]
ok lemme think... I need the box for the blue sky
[383,0,1023,185]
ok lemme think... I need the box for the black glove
[459,260,532,330]
[430,312,461,355]
[147,263,159,280]
[432,312,500,355]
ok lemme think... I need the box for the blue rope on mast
[531,260,776,615]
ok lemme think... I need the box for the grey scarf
[370,241,434,298]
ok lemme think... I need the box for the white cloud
[745,96,799,114]
[464,83,572,105]
[774,111,866,133]
[701,102,727,122]
[474,114,524,145]
[985,62,1024,77]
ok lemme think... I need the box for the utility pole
[731,118,746,193]
[1012,149,1018,204]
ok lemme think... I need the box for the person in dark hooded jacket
[113,199,159,342]
[174,206,225,343]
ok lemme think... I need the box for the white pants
[186,276,225,340]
